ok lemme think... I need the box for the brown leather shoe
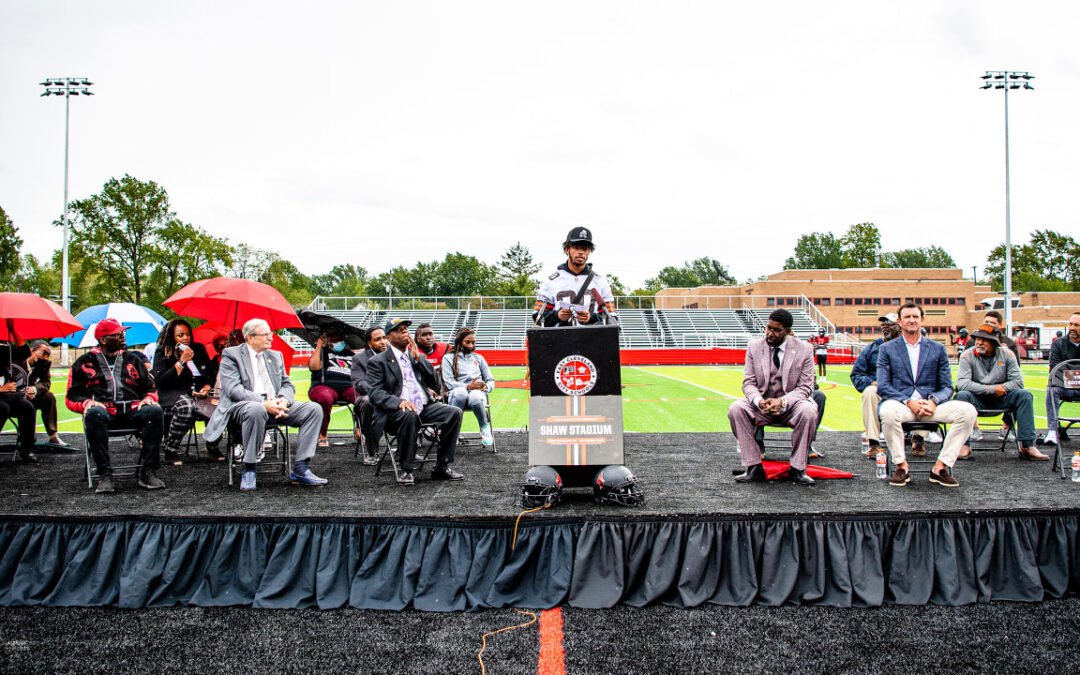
[1018,445,1049,461]
[864,442,881,459]
[889,467,910,486]
[929,466,959,487]
[957,445,973,461]
[910,441,927,457]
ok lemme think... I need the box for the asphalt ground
[3,430,1077,519]
[2,599,1079,674]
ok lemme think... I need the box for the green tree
[227,243,279,280]
[783,232,845,269]
[65,175,172,304]
[0,206,23,278]
[3,254,60,297]
[645,257,736,291]
[605,274,628,297]
[885,246,957,268]
[145,220,233,306]
[311,264,370,297]
[493,242,542,296]
[260,258,312,306]
[434,253,491,296]
[984,229,1080,291]
[839,222,882,268]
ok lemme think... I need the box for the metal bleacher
[315,303,823,351]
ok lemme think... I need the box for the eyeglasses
[251,332,273,337]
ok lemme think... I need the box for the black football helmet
[958,327,969,337]
[520,465,563,508]
[593,465,645,507]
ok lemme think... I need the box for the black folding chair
[376,422,440,481]
[1048,359,1080,478]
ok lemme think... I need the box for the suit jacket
[366,346,441,440]
[876,336,952,403]
[204,345,295,442]
[349,348,378,398]
[741,336,814,409]
[849,337,885,393]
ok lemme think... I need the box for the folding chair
[967,408,1021,458]
[225,421,291,486]
[325,398,358,447]
[0,416,21,463]
[891,421,946,475]
[84,426,143,488]
[352,400,379,464]
[1048,359,1080,479]
[455,395,498,453]
[375,422,440,480]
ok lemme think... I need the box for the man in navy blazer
[367,318,463,485]
[877,303,975,488]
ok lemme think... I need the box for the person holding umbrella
[66,319,166,494]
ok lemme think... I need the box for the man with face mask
[307,326,356,447]
[66,319,165,494]
[850,313,903,458]
[955,324,1048,461]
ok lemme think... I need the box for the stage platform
[2,431,1078,610]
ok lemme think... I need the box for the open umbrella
[0,292,83,342]
[164,277,302,331]
[58,302,167,348]
[192,321,297,373]
[287,310,367,350]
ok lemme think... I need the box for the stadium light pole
[40,76,94,365]
[980,70,1033,333]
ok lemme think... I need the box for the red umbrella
[164,277,302,331]
[192,321,296,373]
[0,292,83,342]
[760,459,854,481]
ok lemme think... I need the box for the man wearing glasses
[203,318,327,491]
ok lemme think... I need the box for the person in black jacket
[152,319,217,465]
[1043,312,1080,446]
[366,318,463,485]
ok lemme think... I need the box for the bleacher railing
[309,294,815,312]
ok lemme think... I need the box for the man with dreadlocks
[441,327,496,447]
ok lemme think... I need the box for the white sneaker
[998,427,1012,440]
[928,431,943,443]
[1043,430,1059,446]
[232,444,244,462]
[480,425,494,447]
[969,427,984,441]
[263,432,272,449]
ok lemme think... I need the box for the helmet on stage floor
[593,465,645,507]
[520,465,563,508]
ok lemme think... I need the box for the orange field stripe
[536,608,566,675]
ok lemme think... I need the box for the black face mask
[101,335,126,353]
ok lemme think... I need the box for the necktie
[256,352,276,397]
[772,346,781,370]
[399,353,426,411]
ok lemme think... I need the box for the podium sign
[528,325,623,486]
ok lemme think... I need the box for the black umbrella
[287,310,367,350]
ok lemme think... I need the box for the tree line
[2,176,1078,316]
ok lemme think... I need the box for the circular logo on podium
[554,355,598,396]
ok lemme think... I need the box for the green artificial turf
[38,364,1067,436]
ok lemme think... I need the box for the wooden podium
[527,324,623,487]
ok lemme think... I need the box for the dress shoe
[95,475,115,494]
[889,467,910,487]
[788,467,815,486]
[929,466,959,487]
[1018,445,1049,461]
[138,469,166,490]
[290,468,328,486]
[18,450,39,463]
[808,445,824,460]
[164,450,183,466]
[432,466,465,481]
[910,442,927,457]
[735,463,767,483]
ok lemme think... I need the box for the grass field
[41,363,1064,436]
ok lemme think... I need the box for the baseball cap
[878,312,899,323]
[564,227,594,247]
[384,317,412,333]
[94,318,130,340]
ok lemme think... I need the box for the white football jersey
[536,263,614,314]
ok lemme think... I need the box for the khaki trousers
[880,399,976,468]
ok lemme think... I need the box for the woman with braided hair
[152,318,217,465]
[441,327,496,447]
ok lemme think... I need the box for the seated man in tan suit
[728,309,818,486]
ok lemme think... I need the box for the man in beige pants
[849,312,902,457]
[876,303,976,488]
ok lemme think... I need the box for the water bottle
[1072,452,1080,483]
[875,451,888,479]
[860,434,870,456]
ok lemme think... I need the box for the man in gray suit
[204,318,327,491]
[727,309,818,485]
[349,325,387,465]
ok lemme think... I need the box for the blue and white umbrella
[59,302,168,348]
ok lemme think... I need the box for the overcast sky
[2,1,1077,290]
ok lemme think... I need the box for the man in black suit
[367,318,464,485]
[350,326,387,465]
